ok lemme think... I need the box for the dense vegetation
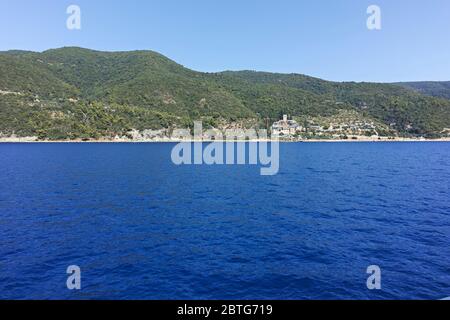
[0,47,449,140]
[395,81,450,100]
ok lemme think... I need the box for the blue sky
[0,0,449,82]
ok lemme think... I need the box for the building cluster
[271,115,300,136]
[271,115,379,138]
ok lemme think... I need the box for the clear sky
[0,0,449,82]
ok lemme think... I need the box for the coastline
[1,137,450,143]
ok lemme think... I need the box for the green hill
[396,81,450,100]
[1,47,449,140]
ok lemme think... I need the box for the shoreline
[1,137,450,143]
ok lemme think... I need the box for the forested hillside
[396,81,450,100]
[1,47,449,140]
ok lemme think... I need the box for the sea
[0,142,449,299]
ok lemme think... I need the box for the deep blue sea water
[0,142,449,300]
